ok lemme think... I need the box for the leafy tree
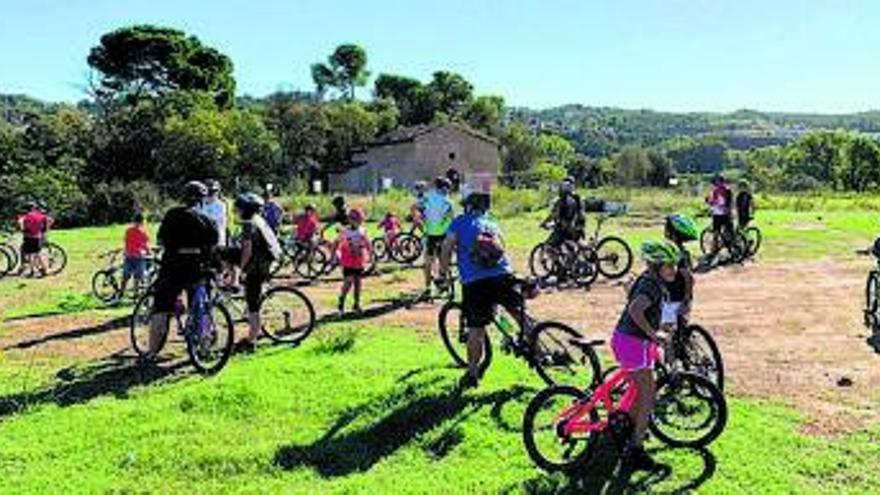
[844,136,880,191]
[536,134,575,169]
[311,44,370,101]
[615,146,651,186]
[427,71,473,118]
[323,103,378,171]
[464,95,505,135]
[501,123,539,184]
[646,150,674,187]
[87,25,235,108]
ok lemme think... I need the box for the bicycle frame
[557,368,639,437]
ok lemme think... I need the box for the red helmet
[348,208,365,224]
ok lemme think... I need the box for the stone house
[329,122,502,193]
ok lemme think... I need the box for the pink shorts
[611,331,658,371]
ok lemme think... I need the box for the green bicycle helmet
[641,239,681,266]
[666,214,698,242]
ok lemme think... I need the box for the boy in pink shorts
[610,240,679,471]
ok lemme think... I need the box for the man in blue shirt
[439,184,522,388]
[421,177,455,296]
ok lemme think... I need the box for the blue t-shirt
[449,212,512,285]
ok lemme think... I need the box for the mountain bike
[215,283,317,345]
[858,248,880,334]
[666,321,724,390]
[528,231,599,288]
[0,244,13,280]
[583,211,633,279]
[130,270,235,375]
[270,237,330,281]
[437,276,603,387]
[372,227,423,265]
[0,232,20,274]
[91,249,161,303]
[699,222,748,263]
[522,344,727,472]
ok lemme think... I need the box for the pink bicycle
[522,347,727,472]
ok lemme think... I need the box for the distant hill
[507,104,880,156]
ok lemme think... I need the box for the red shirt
[19,210,51,239]
[380,215,401,237]
[125,225,150,258]
[294,213,319,242]
[337,228,370,269]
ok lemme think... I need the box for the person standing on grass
[706,174,733,255]
[148,181,219,359]
[262,183,285,234]
[736,180,755,230]
[336,208,371,314]
[234,192,282,352]
[17,201,53,277]
[439,182,517,389]
[118,211,151,300]
[421,177,455,297]
[201,179,228,247]
[541,176,585,247]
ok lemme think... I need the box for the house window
[448,152,456,161]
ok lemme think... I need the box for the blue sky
[1,0,878,113]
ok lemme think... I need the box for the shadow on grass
[273,375,533,477]
[0,352,189,419]
[515,443,717,494]
[3,315,131,351]
[313,289,427,326]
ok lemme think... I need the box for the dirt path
[2,259,877,434]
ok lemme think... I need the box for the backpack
[263,201,283,231]
[252,216,283,262]
[470,219,506,269]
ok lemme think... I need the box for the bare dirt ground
[2,258,877,435]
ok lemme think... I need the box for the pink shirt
[337,228,370,269]
[19,210,51,239]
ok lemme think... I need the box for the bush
[0,166,89,228]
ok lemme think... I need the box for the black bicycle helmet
[205,179,221,194]
[332,195,346,207]
[235,192,265,218]
[183,181,208,203]
[435,176,452,191]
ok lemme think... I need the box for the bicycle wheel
[316,242,337,276]
[675,324,725,391]
[130,292,171,359]
[43,242,67,276]
[438,301,492,375]
[295,248,328,280]
[595,236,633,279]
[866,272,879,328]
[727,232,748,264]
[531,321,602,387]
[92,269,120,303]
[522,385,598,472]
[186,300,235,375]
[649,372,727,448]
[371,238,388,262]
[743,226,762,257]
[0,245,13,279]
[260,286,316,345]
[528,243,555,281]
[391,233,422,264]
[699,228,714,255]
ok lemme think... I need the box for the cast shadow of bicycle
[313,289,433,326]
[272,368,536,478]
[514,442,717,495]
[3,315,132,351]
[0,350,188,420]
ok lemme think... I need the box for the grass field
[1,190,879,494]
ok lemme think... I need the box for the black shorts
[425,235,445,256]
[151,257,202,313]
[343,267,364,278]
[712,215,733,233]
[738,215,752,229]
[21,237,42,255]
[461,274,524,328]
[244,270,268,312]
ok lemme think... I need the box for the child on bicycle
[293,204,320,248]
[663,214,699,323]
[611,240,679,471]
[379,212,402,249]
[336,208,372,314]
[119,211,151,300]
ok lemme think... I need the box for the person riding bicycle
[336,208,372,314]
[148,181,220,359]
[293,204,321,247]
[664,214,699,324]
[706,174,734,255]
[542,177,585,247]
[439,181,519,389]
[735,180,754,230]
[17,201,53,277]
[379,211,402,248]
[118,211,151,300]
[234,192,282,352]
[262,183,286,234]
[422,177,455,296]
[201,179,228,247]
[611,240,679,471]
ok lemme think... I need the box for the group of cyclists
[706,174,754,259]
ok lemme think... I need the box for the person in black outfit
[541,177,585,246]
[148,181,219,358]
[735,180,754,230]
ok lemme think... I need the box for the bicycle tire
[531,321,602,387]
[43,242,67,276]
[92,269,121,303]
[676,324,725,391]
[186,299,235,375]
[371,238,388,262]
[295,248,328,280]
[0,245,13,279]
[595,236,633,279]
[130,292,170,359]
[744,226,762,257]
[438,301,492,375]
[649,371,727,448]
[728,232,748,264]
[2,243,20,273]
[574,245,600,287]
[699,228,713,256]
[260,286,317,345]
[528,243,554,281]
[866,271,879,328]
[391,233,422,264]
[522,385,598,472]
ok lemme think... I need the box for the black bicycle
[699,223,750,263]
[372,228,423,265]
[437,276,602,387]
[216,283,317,345]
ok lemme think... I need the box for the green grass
[0,324,879,494]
